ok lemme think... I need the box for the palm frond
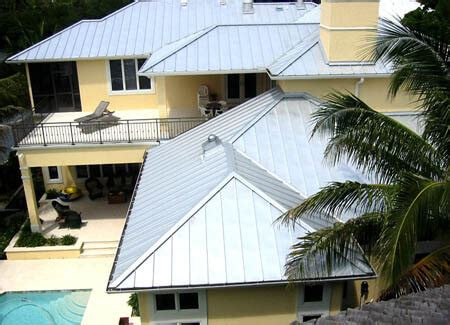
[380,244,450,300]
[279,181,394,226]
[312,93,443,182]
[285,213,382,280]
[377,174,449,288]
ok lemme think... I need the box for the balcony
[10,111,207,147]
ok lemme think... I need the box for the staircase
[50,291,90,324]
[80,240,118,258]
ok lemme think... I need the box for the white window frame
[297,284,331,322]
[107,58,155,95]
[149,291,207,325]
[43,166,63,184]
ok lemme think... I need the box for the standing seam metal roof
[108,88,375,291]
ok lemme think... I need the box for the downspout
[355,77,365,97]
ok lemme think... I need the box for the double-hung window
[108,59,153,93]
[297,284,331,322]
[150,291,206,325]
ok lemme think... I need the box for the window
[108,59,153,93]
[75,164,140,179]
[44,166,62,183]
[304,285,323,302]
[225,73,258,102]
[156,294,176,311]
[151,291,206,325]
[297,284,331,322]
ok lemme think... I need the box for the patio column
[18,153,41,232]
[62,166,76,187]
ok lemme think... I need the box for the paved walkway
[0,257,140,324]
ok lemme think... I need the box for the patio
[40,194,129,244]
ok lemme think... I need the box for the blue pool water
[0,290,91,325]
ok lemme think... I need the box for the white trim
[320,24,377,31]
[149,291,207,325]
[43,166,63,184]
[106,58,155,95]
[297,283,332,321]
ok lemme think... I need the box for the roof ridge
[268,28,319,76]
[6,1,139,62]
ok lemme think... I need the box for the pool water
[0,290,91,325]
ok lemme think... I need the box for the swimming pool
[0,290,91,325]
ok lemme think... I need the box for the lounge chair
[74,101,113,123]
[52,200,70,221]
[62,210,82,229]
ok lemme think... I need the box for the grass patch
[15,222,77,248]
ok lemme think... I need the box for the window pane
[227,74,240,99]
[48,166,59,180]
[76,165,88,178]
[155,294,176,311]
[179,292,199,310]
[181,323,200,325]
[138,59,151,89]
[304,285,323,302]
[124,59,137,90]
[244,73,257,98]
[89,165,101,178]
[109,60,123,91]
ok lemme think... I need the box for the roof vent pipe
[181,0,187,7]
[243,0,254,14]
[220,0,226,5]
[296,0,305,10]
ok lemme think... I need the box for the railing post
[156,120,161,142]
[41,124,47,146]
[127,120,131,143]
[69,122,75,145]
[98,122,103,144]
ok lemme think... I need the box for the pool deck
[0,257,140,324]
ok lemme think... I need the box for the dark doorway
[29,62,81,113]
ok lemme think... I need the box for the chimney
[296,0,305,10]
[320,0,380,62]
[243,0,254,14]
[181,0,187,7]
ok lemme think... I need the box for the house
[6,0,420,322]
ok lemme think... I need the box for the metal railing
[11,117,208,147]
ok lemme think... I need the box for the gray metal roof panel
[7,0,317,62]
[109,89,375,290]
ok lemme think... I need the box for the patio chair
[85,177,104,200]
[74,101,112,123]
[62,210,82,229]
[51,200,70,222]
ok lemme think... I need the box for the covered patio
[39,195,129,244]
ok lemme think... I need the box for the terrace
[10,110,207,147]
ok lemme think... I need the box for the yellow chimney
[320,0,380,62]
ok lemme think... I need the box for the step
[82,240,118,249]
[80,248,117,258]
[50,298,83,324]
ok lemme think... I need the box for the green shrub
[47,236,60,246]
[45,189,60,200]
[61,234,77,245]
[127,293,140,316]
[16,230,47,247]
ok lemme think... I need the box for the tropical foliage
[280,18,449,299]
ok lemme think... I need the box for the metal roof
[140,24,392,78]
[108,88,375,291]
[139,23,318,75]
[7,0,316,63]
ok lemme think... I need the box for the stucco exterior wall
[207,286,298,325]
[278,78,416,112]
[76,60,161,113]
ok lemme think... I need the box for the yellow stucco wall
[320,0,379,62]
[330,282,343,315]
[278,78,416,112]
[207,286,297,325]
[76,60,161,113]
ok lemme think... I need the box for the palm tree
[279,18,449,299]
